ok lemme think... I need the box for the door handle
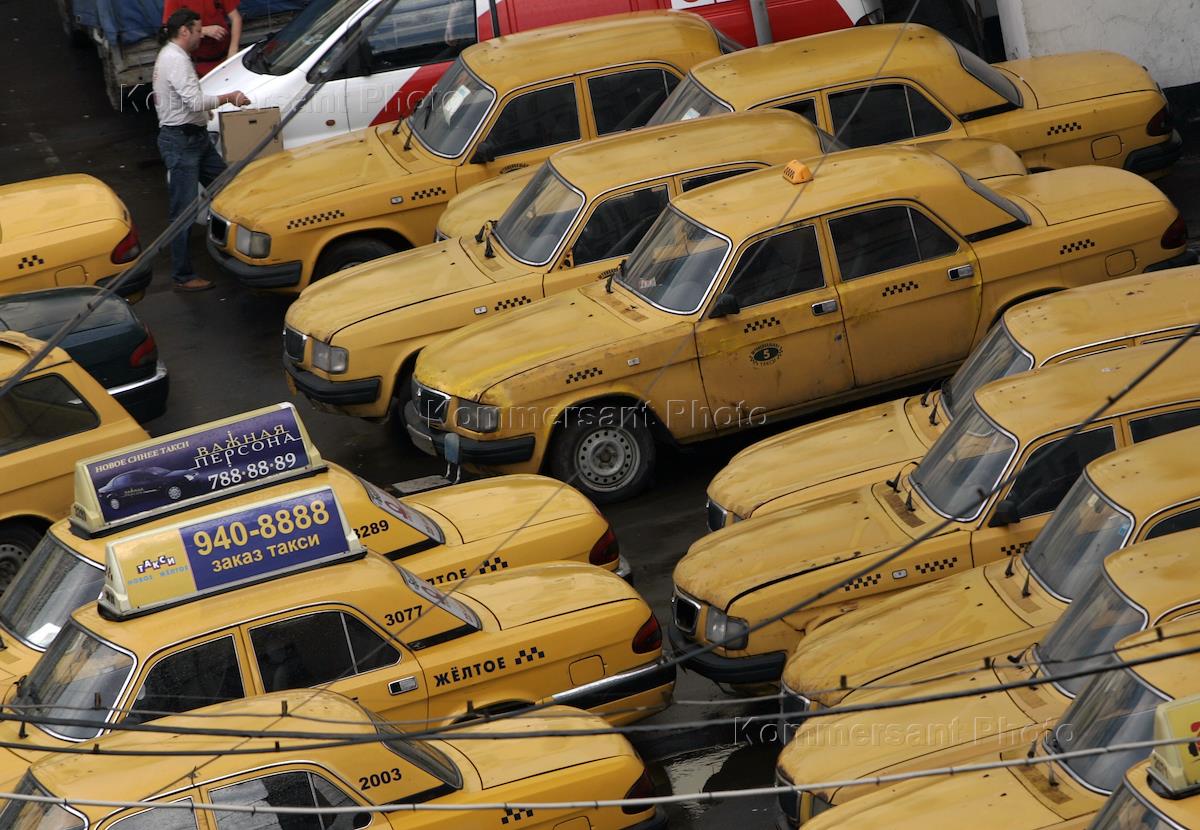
[811,299,838,316]
[948,264,975,281]
[388,676,419,695]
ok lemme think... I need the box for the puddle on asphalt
[651,740,781,827]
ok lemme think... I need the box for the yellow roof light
[1148,692,1200,798]
[782,159,814,184]
[73,403,324,536]
[100,485,363,619]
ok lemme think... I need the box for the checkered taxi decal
[286,210,345,230]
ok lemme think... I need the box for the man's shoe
[174,277,214,292]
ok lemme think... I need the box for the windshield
[1053,667,1166,794]
[1089,782,1177,830]
[494,163,585,266]
[14,621,133,741]
[909,402,1017,521]
[951,41,1022,110]
[0,535,103,650]
[616,207,729,314]
[941,322,1033,421]
[1026,475,1134,601]
[357,477,444,544]
[1035,572,1147,697]
[373,714,462,787]
[647,75,733,126]
[248,0,370,76]
[0,772,83,830]
[396,566,479,630]
[409,58,496,159]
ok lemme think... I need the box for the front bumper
[1124,130,1183,175]
[551,658,677,711]
[668,625,786,684]
[206,238,303,289]
[284,360,381,407]
[404,401,535,466]
[108,359,169,423]
[1146,247,1199,272]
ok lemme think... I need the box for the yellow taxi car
[783,422,1200,709]
[0,488,672,783]
[648,23,1182,177]
[669,339,1200,685]
[788,622,1200,830]
[774,525,1200,823]
[0,402,622,684]
[705,265,1200,530]
[0,174,144,299]
[406,144,1188,504]
[206,11,725,294]
[0,690,666,830]
[0,332,147,584]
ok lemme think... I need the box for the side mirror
[471,138,496,165]
[560,248,575,270]
[988,498,1020,528]
[709,292,741,319]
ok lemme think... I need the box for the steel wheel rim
[167,485,183,500]
[576,427,639,492]
[0,542,27,588]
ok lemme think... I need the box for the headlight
[454,400,500,433]
[311,340,348,374]
[705,606,749,650]
[235,226,271,258]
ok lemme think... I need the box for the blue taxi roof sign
[73,403,324,536]
[100,485,362,619]
[1148,692,1200,797]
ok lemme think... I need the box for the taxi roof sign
[782,160,813,184]
[100,485,362,619]
[1148,692,1200,798]
[73,403,324,536]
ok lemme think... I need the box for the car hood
[286,239,495,342]
[405,475,594,543]
[674,486,913,611]
[0,175,126,241]
[999,52,1156,109]
[414,287,642,403]
[707,397,932,520]
[459,563,636,628]
[438,168,538,240]
[993,166,1166,225]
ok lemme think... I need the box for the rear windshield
[951,41,1022,109]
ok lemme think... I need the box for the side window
[485,83,580,158]
[1145,507,1200,540]
[1129,407,1200,443]
[777,98,817,124]
[588,68,680,135]
[363,0,477,72]
[0,374,100,457]
[829,205,958,281]
[572,186,669,265]
[252,611,399,692]
[681,167,755,193]
[127,637,243,725]
[1006,428,1118,518]
[724,225,825,309]
[828,83,951,146]
[111,801,199,830]
[212,771,356,830]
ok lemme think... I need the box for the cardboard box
[219,107,284,163]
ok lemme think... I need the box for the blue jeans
[157,126,225,283]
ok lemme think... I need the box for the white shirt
[153,41,220,128]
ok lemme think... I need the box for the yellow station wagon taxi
[670,339,1200,685]
[407,144,1188,503]
[647,23,1182,177]
[0,174,145,299]
[706,266,1200,529]
[1093,707,1200,830]
[0,490,673,784]
[0,690,666,830]
[206,12,724,293]
[782,424,1200,709]
[0,332,146,584]
[775,525,1200,823]
[790,623,1200,830]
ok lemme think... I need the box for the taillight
[111,226,142,264]
[622,769,655,814]
[588,526,620,567]
[130,332,158,368]
[632,612,662,655]
[1161,214,1188,250]
[1147,105,1173,136]
[856,9,884,25]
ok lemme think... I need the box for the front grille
[706,498,728,532]
[412,380,450,425]
[209,212,229,247]
[672,591,700,635]
[283,327,307,363]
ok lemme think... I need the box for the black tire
[388,365,421,451]
[313,238,399,281]
[0,523,43,591]
[549,405,656,504]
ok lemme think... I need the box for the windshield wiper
[474,219,497,258]
[401,92,437,146]
[606,259,625,294]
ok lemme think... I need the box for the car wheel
[0,524,43,591]
[109,497,121,510]
[313,238,399,281]
[167,485,183,500]
[388,367,421,452]
[549,406,655,504]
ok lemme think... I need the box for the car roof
[547,110,827,198]
[686,23,1007,116]
[0,331,70,378]
[1105,526,1200,618]
[462,11,718,91]
[1086,425,1200,523]
[1003,268,1200,362]
[670,144,1019,241]
[971,339,1200,441]
[1115,615,1200,699]
[0,286,132,339]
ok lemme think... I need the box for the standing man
[161,0,243,76]
[154,9,250,293]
